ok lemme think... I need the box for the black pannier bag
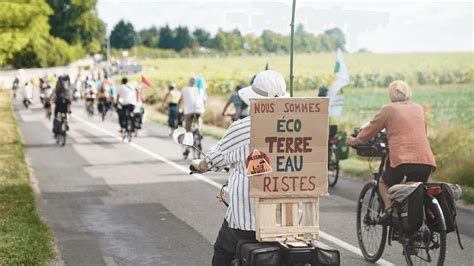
[279,241,340,266]
[425,183,464,249]
[388,182,425,234]
[235,240,281,266]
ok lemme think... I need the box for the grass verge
[0,90,55,264]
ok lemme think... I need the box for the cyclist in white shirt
[178,77,205,132]
[116,77,137,132]
[178,77,205,157]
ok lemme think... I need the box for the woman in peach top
[346,80,436,219]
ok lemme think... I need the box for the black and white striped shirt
[206,116,255,231]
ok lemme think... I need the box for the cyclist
[221,85,249,121]
[346,80,436,222]
[84,80,97,114]
[116,77,136,132]
[96,81,109,116]
[22,81,34,108]
[162,83,180,134]
[177,77,205,156]
[50,75,72,132]
[42,82,53,118]
[12,76,20,99]
[133,84,144,136]
[189,70,288,265]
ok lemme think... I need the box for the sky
[97,0,473,53]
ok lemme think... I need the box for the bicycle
[54,112,68,146]
[183,114,203,159]
[351,129,448,265]
[328,137,339,187]
[121,106,134,143]
[85,99,94,117]
[328,125,339,187]
[97,98,109,121]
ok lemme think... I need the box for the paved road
[14,97,474,265]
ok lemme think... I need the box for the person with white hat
[189,70,288,265]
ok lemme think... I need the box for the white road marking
[73,114,395,266]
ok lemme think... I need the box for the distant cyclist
[221,85,249,121]
[178,77,205,157]
[22,81,33,108]
[133,85,144,136]
[51,75,72,118]
[116,77,136,132]
[178,77,205,132]
[162,83,180,134]
[96,81,109,116]
[84,80,97,114]
[12,76,20,99]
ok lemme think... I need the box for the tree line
[111,20,346,55]
[1,0,105,68]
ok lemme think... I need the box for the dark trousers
[212,219,256,266]
[119,104,135,129]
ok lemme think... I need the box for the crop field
[140,52,473,94]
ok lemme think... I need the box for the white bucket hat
[238,70,289,105]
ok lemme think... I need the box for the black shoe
[377,208,392,225]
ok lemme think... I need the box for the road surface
[13,97,474,265]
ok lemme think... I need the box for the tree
[139,27,159,48]
[208,29,244,53]
[244,34,264,54]
[158,25,174,49]
[46,0,106,53]
[0,1,51,65]
[324,27,346,51]
[261,30,289,53]
[110,20,136,49]
[193,28,211,47]
[0,0,83,68]
[173,26,193,51]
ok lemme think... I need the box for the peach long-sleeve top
[354,101,436,169]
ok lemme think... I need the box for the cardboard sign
[249,98,329,198]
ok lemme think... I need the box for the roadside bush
[429,123,474,187]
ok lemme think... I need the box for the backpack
[56,83,72,100]
[388,182,425,234]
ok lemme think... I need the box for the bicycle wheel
[59,122,67,146]
[357,181,387,263]
[193,130,202,159]
[328,148,339,187]
[405,214,446,265]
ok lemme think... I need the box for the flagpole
[289,0,296,97]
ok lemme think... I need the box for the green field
[140,52,473,94]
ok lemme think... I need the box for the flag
[264,62,269,70]
[328,48,350,117]
[140,75,152,88]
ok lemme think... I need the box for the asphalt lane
[14,98,474,265]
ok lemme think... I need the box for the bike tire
[356,181,387,263]
[328,148,340,187]
[59,132,66,146]
[405,209,447,265]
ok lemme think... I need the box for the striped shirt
[206,116,255,231]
